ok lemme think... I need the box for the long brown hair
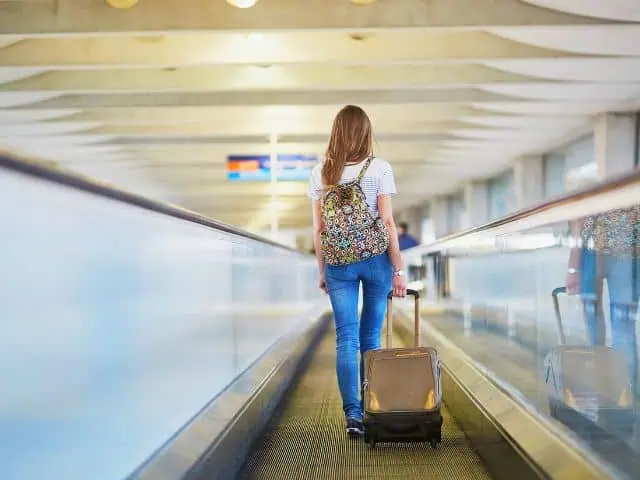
[322,105,373,186]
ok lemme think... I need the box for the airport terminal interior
[2,1,640,479]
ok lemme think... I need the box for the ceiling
[1,0,640,231]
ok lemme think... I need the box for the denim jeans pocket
[325,264,354,292]
[368,252,392,285]
[326,264,346,278]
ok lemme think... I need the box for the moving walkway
[1,152,632,480]
[238,327,490,480]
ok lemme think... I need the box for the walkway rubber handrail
[0,150,305,255]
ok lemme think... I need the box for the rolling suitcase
[544,286,634,435]
[363,289,443,449]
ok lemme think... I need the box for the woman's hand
[319,274,327,293]
[566,269,580,295]
[566,247,581,295]
[392,274,407,298]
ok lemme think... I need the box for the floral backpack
[320,157,390,266]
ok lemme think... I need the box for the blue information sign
[227,154,317,182]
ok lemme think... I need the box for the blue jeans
[580,249,639,389]
[325,252,393,419]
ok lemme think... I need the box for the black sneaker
[346,417,364,437]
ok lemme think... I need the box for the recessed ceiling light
[105,0,139,8]
[351,0,377,4]
[348,33,369,41]
[226,0,258,8]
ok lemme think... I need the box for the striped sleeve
[378,160,397,196]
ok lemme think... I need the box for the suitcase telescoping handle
[552,286,567,345]
[386,289,421,348]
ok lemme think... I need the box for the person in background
[397,222,419,251]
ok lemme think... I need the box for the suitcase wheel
[364,428,377,449]
[428,424,442,448]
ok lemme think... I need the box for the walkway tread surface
[237,328,491,479]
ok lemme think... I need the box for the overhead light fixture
[351,0,377,4]
[226,0,258,8]
[105,0,139,8]
[348,33,370,41]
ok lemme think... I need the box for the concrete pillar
[594,113,637,180]
[408,206,427,241]
[462,181,488,229]
[513,155,544,209]
[431,197,449,239]
[396,205,428,241]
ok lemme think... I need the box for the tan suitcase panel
[363,290,442,415]
[365,347,439,413]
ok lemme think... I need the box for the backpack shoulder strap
[355,156,373,183]
[325,156,373,192]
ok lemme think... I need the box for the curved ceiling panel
[0,134,117,147]
[0,140,128,167]
[0,92,63,108]
[485,58,640,82]
[521,0,640,21]
[492,26,640,55]
[450,129,561,140]
[459,116,585,129]
[0,109,79,124]
[479,83,640,101]
[442,139,536,150]
[0,38,24,49]
[0,122,100,136]
[0,69,42,85]
[471,102,614,115]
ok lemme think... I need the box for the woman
[308,105,407,436]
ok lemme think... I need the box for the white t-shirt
[307,157,397,218]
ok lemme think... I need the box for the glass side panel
[446,191,465,234]
[0,166,325,480]
[419,200,640,478]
